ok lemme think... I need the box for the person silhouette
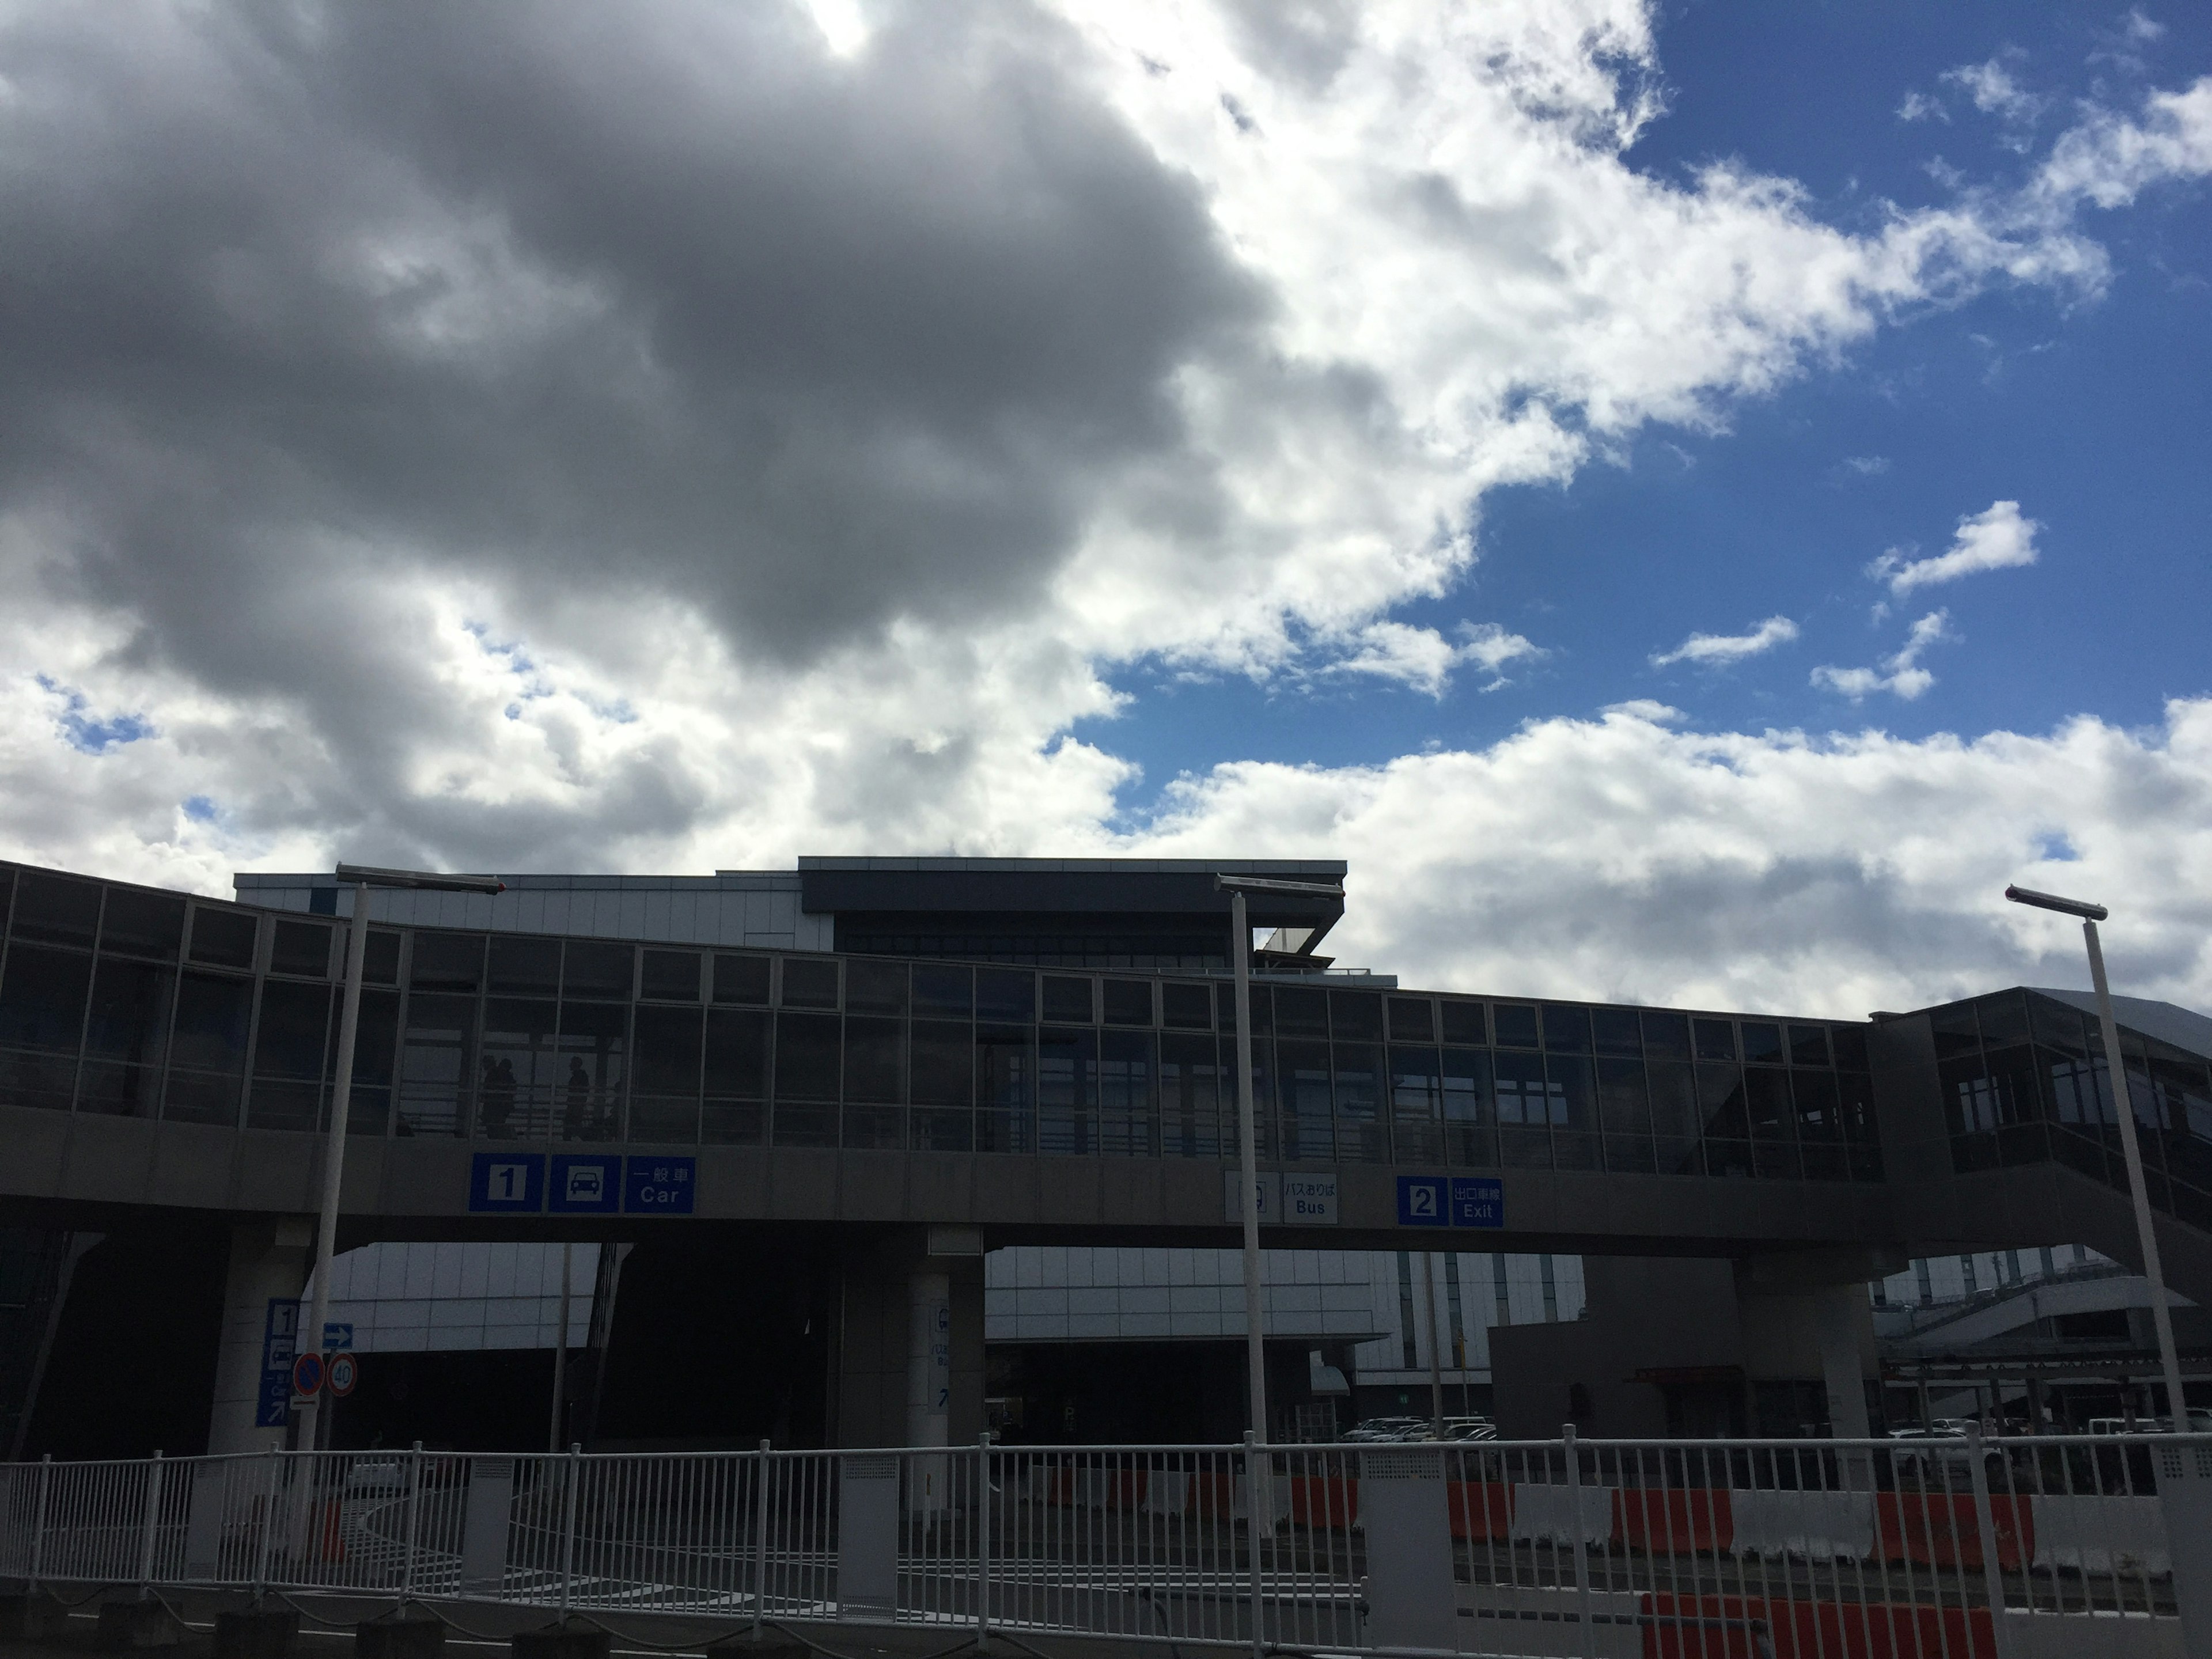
[479,1054,512,1138]
[564,1056,592,1140]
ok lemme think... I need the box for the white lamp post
[2005,884,2188,1428]
[296,862,504,1451]
[1214,874,1344,1446]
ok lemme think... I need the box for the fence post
[137,1451,165,1597]
[400,1442,423,1608]
[26,1454,51,1592]
[255,1447,281,1596]
[1244,1430,1265,1659]
[556,1443,582,1618]
[1963,1426,2015,1659]
[751,1440,770,1641]
[1563,1425,1594,1658]
[975,1434,992,1646]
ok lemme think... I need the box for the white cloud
[1944,57,2045,135]
[1841,454,1892,475]
[1127,698,2212,1017]
[1328,620,1544,697]
[1812,609,1951,702]
[1870,499,2041,594]
[1897,90,1948,125]
[1651,615,1799,669]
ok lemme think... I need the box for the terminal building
[0,854,2206,1456]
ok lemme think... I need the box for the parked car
[1343,1416,1427,1442]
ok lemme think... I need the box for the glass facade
[1925,988,2212,1232]
[0,860,1893,1183]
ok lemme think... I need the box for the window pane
[641,950,702,1003]
[1159,1033,1222,1157]
[1692,1019,1737,1062]
[910,1020,974,1107]
[347,990,400,1136]
[1831,1025,1870,1072]
[252,981,331,1081]
[1493,1050,1550,1125]
[2028,995,2086,1057]
[1438,1001,1486,1047]
[713,953,771,1006]
[269,919,331,978]
[1696,1062,1747,1138]
[1642,1011,1691,1061]
[844,1016,905,1104]
[101,889,186,960]
[12,874,100,947]
[911,1108,972,1153]
[1591,1008,1641,1058]
[1547,1053,1599,1169]
[846,959,908,1017]
[1929,1002,1979,1059]
[410,931,484,992]
[1042,976,1094,1025]
[1387,998,1434,1044]
[703,1008,770,1100]
[488,937,562,996]
[1265,1039,1323,1162]
[977,969,1035,1024]
[190,908,258,970]
[1746,1068,1793,1139]
[633,1004,704,1096]
[563,942,633,1000]
[842,1104,904,1150]
[247,1079,321,1135]
[166,971,253,1125]
[1038,1027,1096,1154]
[0,943,93,1055]
[1329,991,1383,1043]
[1161,983,1212,1030]
[1099,1029,1155,1156]
[704,1100,765,1145]
[1788,1025,1830,1067]
[555,1002,627,1140]
[631,1094,700,1146]
[1741,1022,1783,1065]
[398,992,476,1138]
[782,958,839,1010]
[479,998,559,1138]
[1975,991,2029,1048]
[912,964,973,1018]
[1274,987,1327,1038]
[1493,1004,1539,1048]
[1541,1006,1590,1053]
[1649,1059,1699,1174]
[1441,1048,1495,1168]
[1389,1045,1443,1165]
[1793,1070,1842,1141]
[78,959,172,1118]
[976,1024,1034,1152]
[1102,979,1153,1027]
[774,1011,841,1103]
[1330,1043,1384,1161]
[1597,1056,1654,1173]
[363,931,401,985]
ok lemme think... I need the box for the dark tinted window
[1642,1011,1691,1060]
[563,942,632,999]
[410,931,484,991]
[632,1005,704,1096]
[1741,1022,1783,1065]
[1330,990,1383,1042]
[846,959,909,1017]
[252,982,331,1080]
[774,1013,840,1100]
[1591,1007,1641,1057]
[1161,983,1212,1029]
[1274,986,1327,1037]
[0,944,93,1053]
[190,908,258,969]
[270,920,331,978]
[713,953,771,1006]
[1102,979,1153,1026]
[976,969,1033,1022]
[1387,997,1434,1044]
[1789,1025,1830,1067]
[1541,1005,1590,1052]
[489,937,562,996]
[363,931,401,985]
[79,959,172,1118]
[782,957,839,1009]
[641,950,700,1002]
[910,1020,975,1107]
[1043,976,1094,1024]
[1438,1001,1486,1046]
[1493,1003,1539,1048]
[912,964,973,1018]
[1831,1025,1870,1071]
[1929,1002,1980,1059]
[166,971,253,1122]
[1692,1018,1736,1062]
[11,874,100,948]
[1975,991,2029,1048]
[100,889,185,960]
[844,1017,906,1103]
[702,1009,770,1097]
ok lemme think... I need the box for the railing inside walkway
[5,1431,2210,1657]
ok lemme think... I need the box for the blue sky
[1096,2,2212,796]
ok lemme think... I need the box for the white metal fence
[4,1431,2210,1657]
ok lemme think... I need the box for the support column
[907,1269,950,1448]
[206,1219,315,1455]
[834,1229,982,1449]
[1810,1284,1873,1440]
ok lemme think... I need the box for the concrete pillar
[833,1229,982,1449]
[206,1219,315,1455]
[906,1270,950,1448]
[1810,1285,1872,1439]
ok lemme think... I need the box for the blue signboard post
[255,1299,298,1429]
[469,1152,546,1213]
[550,1154,623,1214]
[623,1156,696,1214]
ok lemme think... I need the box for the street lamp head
[2003,884,2107,923]
[1212,874,1346,899]
[336,862,507,896]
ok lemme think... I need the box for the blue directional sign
[256,1299,298,1428]
[323,1322,354,1351]
[623,1155,696,1214]
[550,1154,622,1214]
[469,1152,546,1213]
[1449,1176,1505,1229]
[1396,1175,1448,1227]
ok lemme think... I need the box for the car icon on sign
[566,1166,604,1202]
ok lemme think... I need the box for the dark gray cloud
[0,0,1258,707]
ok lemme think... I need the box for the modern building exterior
[1,853,2208,1457]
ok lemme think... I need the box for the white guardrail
[5,1430,2212,1658]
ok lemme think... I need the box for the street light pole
[2006,885,2189,1427]
[296,863,503,1453]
